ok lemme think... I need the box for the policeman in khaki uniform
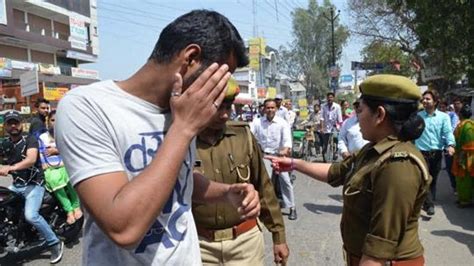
[193,78,289,265]
[266,74,431,266]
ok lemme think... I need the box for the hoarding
[20,71,39,97]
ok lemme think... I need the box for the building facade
[0,0,99,110]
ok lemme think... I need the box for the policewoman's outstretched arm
[264,155,332,183]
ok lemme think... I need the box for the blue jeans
[9,184,60,246]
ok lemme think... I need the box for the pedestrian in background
[251,99,297,220]
[415,90,455,216]
[337,101,369,159]
[340,99,353,121]
[439,99,460,194]
[321,92,342,162]
[266,74,431,266]
[451,104,474,207]
[275,94,290,123]
[29,98,49,137]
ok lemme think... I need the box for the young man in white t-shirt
[56,10,260,266]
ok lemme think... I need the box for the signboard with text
[43,86,69,101]
[69,17,88,51]
[20,71,39,97]
[71,67,99,80]
[351,61,386,71]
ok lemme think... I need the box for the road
[1,165,473,265]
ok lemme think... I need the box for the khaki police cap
[360,74,421,103]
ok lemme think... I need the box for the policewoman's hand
[226,183,260,220]
[170,63,231,137]
[264,155,294,173]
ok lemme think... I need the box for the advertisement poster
[0,0,6,25]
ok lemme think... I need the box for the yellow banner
[248,37,266,70]
[249,57,259,70]
[298,98,308,107]
[43,86,69,101]
[267,87,277,99]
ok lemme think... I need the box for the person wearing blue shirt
[415,90,455,216]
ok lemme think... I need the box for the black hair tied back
[399,113,425,141]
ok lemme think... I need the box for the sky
[87,0,364,81]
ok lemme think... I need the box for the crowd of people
[0,9,473,266]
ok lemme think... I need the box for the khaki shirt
[193,123,286,244]
[328,136,431,260]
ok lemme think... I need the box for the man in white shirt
[275,94,290,123]
[337,102,369,159]
[286,101,297,128]
[251,99,297,220]
[321,92,343,162]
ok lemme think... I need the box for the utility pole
[323,7,340,94]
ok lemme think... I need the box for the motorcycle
[0,185,83,262]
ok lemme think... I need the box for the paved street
[1,166,473,265]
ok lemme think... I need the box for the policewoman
[266,74,431,266]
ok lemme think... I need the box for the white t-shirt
[55,80,201,266]
[250,115,292,154]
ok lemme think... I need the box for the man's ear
[183,44,202,67]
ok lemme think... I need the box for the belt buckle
[213,228,234,241]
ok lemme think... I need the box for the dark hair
[362,96,425,141]
[264,99,277,107]
[149,10,248,68]
[35,98,49,108]
[422,90,440,104]
[452,97,462,104]
[327,92,335,97]
[460,104,472,119]
[48,110,56,119]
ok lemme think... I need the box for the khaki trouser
[199,225,264,266]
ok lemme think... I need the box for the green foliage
[278,0,349,98]
[361,41,414,76]
[348,0,474,87]
[406,0,474,85]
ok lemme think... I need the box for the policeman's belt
[196,219,257,242]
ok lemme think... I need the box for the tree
[360,40,413,77]
[279,0,349,99]
[406,0,474,87]
[348,0,474,89]
[347,0,422,76]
